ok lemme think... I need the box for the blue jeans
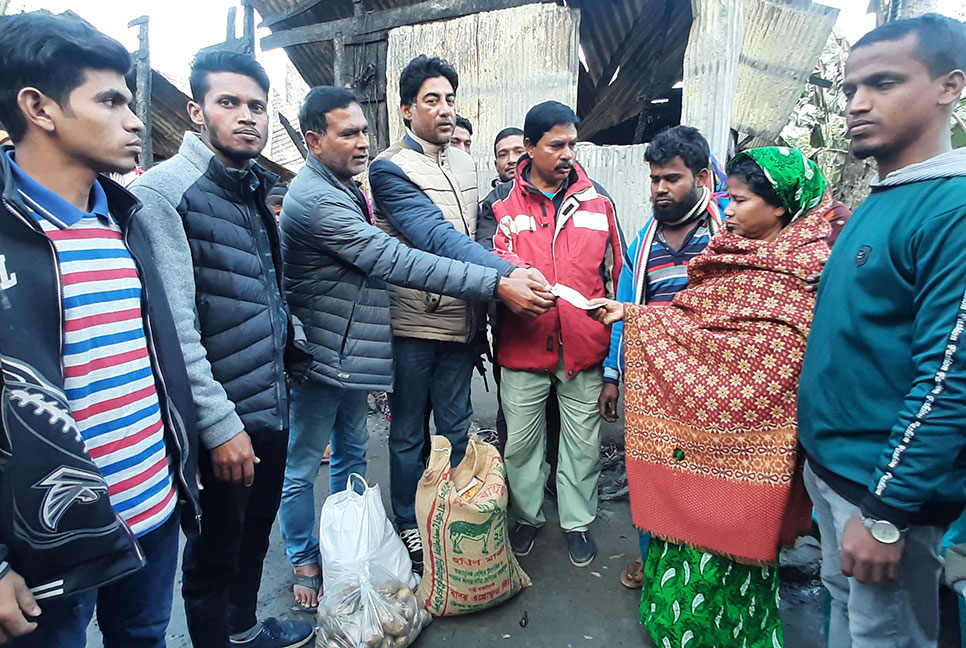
[279,380,369,566]
[804,461,945,647]
[389,337,473,530]
[15,513,179,648]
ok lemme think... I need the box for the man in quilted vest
[369,55,554,571]
[489,101,624,568]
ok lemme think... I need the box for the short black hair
[298,86,358,135]
[0,13,131,142]
[189,50,270,103]
[455,114,473,135]
[493,127,524,154]
[853,13,966,78]
[523,101,579,145]
[727,155,791,226]
[267,184,287,207]
[645,126,711,178]
[399,55,459,106]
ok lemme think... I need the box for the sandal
[620,558,644,589]
[291,570,322,612]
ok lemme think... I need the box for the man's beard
[205,119,264,166]
[652,185,703,224]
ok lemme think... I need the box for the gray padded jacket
[280,154,500,391]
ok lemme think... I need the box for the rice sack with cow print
[415,435,530,616]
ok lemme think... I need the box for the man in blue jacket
[798,14,966,647]
[0,13,200,646]
[278,86,540,606]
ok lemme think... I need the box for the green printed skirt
[640,538,784,648]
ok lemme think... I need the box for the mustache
[555,162,573,171]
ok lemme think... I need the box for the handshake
[496,267,556,318]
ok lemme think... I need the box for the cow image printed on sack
[415,435,530,616]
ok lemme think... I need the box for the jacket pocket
[340,301,357,357]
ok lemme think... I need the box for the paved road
[88,373,826,647]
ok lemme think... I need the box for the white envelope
[550,284,596,310]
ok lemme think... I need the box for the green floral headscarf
[728,147,827,221]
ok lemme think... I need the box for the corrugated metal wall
[382,4,654,240]
[574,143,651,240]
[732,0,838,141]
[680,0,744,163]
[385,3,580,184]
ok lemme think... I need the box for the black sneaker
[228,618,314,648]
[399,528,423,572]
[509,522,540,556]
[565,530,597,567]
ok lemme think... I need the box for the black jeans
[182,427,289,646]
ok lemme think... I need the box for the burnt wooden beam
[259,0,329,27]
[278,113,308,160]
[261,0,549,50]
[128,15,154,168]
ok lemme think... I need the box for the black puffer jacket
[281,154,500,391]
[132,134,311,446]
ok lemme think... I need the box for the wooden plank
[261,0,549,50]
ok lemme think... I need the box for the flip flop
[620,558,644,589]
[291,571,322,612]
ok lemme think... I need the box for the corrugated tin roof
[251,0,682,138]
[253,0,837,146]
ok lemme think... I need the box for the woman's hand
[587,299,625,325]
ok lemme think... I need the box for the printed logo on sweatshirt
[854,245,872,267]
[0,255,17,290]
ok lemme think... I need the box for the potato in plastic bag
[316,563,431,648]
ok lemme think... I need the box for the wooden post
[242,0,256,54]
[333,33,345,88]
[128,16,153,169]
[680,0,743,162]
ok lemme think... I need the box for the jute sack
[415,435,531,616]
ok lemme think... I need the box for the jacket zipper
[247,202,286,429]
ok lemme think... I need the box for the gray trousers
[804,461,945,647]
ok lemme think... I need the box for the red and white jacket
[487,156,623,377]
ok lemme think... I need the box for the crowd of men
[0,8,963,648]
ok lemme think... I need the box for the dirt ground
[88,372,828,647]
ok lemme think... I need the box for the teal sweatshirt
[798,149,966,527]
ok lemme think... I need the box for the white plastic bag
[315,563,432,648]
[320,473,417,593]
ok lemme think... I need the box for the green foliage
[952,97,966,149]
[780,32,851,187]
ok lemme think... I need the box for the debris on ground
[599,442,628,502]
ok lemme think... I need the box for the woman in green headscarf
[591,147,834,647]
